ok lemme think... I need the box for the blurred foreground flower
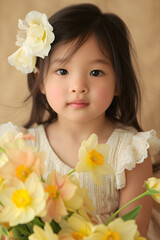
[145,177,160,203]
[58,214,145,240]
[58,213,94,239]
[0,131,45,181]
[76,134,114,185]
[0,131,159,240]
[0,172,48,226]
[29,222,58,240]
[93,218,139,240]
[44,170,77,223]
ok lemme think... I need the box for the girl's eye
[90,70,104,77]
[56,69,68,75]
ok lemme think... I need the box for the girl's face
[41,34,116,124]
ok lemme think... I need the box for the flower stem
[105,190,149,225]
[0,147,5,154]
[68,168,76,176]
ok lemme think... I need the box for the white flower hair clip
[8,11,55,74]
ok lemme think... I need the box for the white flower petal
[8,10,55,74]
[8,47,36,74]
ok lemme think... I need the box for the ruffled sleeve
[115,129,160,189]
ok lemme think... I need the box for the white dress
[0,122,160,239]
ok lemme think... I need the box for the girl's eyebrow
[90,59,110,65]
[51,58,67,64]
[51,58,110,65]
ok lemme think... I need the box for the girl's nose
[69,77,89,94]
[71,88,87,93]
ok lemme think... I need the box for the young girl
[1,3,160,238]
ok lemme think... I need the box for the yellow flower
[0,173,48,226]
[0,131,45,182]
[146,177,160,203]
[93,218,138,240]
[58,213,94,240]
[134,231,147,240]
[76,134,114,185]
[44,170,77,223]
[65,176,94,222]
[29,222,58,240]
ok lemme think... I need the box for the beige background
[0,0,160,137]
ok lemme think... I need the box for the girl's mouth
[68,100,89,109]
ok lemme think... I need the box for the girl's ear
[34,68,46,94]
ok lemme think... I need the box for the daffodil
[0,173,48,226]
[44,170,77,223]
[93,218,138,240]
[0,131,35,149]
[145,177,160,203]
[0,136,45,182]
[65,176,94,222]
[29,222,59,240]
[134,231,147,240]
[58,213,95,240]
[76,134,114,185]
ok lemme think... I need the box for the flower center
[72,232,86,240]
[45,185,59,199]
[102,230,120,240]
[29,25,46,42]
[12,189,31,207]
[16,165,32,182]
[88,149,104,165]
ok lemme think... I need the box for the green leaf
[50,220,61,234]
[121,205,142,221]
[32,217,44,228]
[0,225,9,237]
[14,224,31,236]
[12,227,23,237]
[26,222,34,234]
[14,236,28,240]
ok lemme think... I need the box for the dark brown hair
[25,3,142,131]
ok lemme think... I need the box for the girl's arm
[119,152,153,237]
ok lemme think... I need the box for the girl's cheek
[96,89,108,100]
[48,87,64,100]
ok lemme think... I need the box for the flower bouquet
[0,131,159,240]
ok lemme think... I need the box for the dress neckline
[38,124,120,170]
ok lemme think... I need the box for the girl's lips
[68,100,89,109]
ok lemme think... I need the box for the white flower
[8,10,55,74]
[17,11,55,58]
[8,47,37,74]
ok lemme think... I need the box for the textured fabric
[0,122,160,237]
